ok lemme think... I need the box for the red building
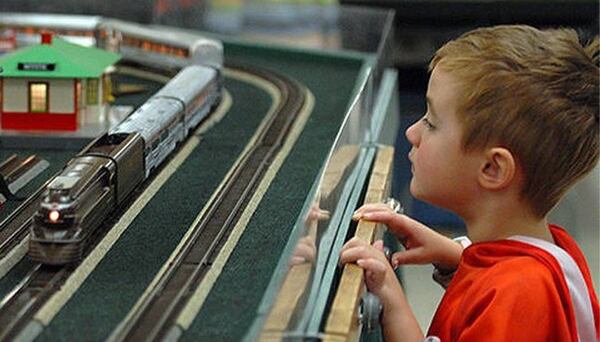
[0,33,120,131]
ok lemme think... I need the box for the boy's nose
[405,121,420,146]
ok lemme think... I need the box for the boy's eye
[421,116,435,130]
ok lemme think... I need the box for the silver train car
[0,13,223,70]
[111,65,220,177]
[29,65,221,264]
[98,19,223,70]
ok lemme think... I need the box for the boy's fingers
[372,240,384,252]
[340,236,365,253]
[339,244,371,264]
[360,211,414,235]
[352,203,397,220]
[357,258,388,275]
[355,203,392,212]
[391,248,426,266]
[340,242,389,266]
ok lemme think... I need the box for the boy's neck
[463,201,553,244]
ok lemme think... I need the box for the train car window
[161,131,169,142]
[152,139,160,150]
[189,92,208,114]
[124,37,132,46]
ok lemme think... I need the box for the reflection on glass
[289,204,329,267]
[261,141,365,340]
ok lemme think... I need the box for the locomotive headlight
[48,210,60,223]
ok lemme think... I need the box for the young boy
[340,25,599,341]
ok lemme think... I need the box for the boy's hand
[353,203,462,271]
[339,238,398,301]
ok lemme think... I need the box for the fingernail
[352,212,362,221]
[356,259,364,266]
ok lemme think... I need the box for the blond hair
[430,25,599,217]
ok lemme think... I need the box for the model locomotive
[29,65,221,265]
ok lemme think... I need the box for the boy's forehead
[429,66,456,89]
[427,68,460,107]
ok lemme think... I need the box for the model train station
[0,32,120,131]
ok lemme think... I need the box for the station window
[29,82,48,112]
[87,79,99,105]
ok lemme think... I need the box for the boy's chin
[409,182,426,201]
[409,184,439,207]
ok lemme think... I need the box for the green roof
[0,37,120,78]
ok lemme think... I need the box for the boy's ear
[478,147,517,190]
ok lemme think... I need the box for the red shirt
[427,224,599,341]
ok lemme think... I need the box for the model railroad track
[0,265,67,341]
[0,155,50,260]
[0,188,45,261]
[0,171,149,341]
[0,155,49,205]
[0,65,304,341]
[111,65,305,341]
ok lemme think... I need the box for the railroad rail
[0,265,67,341]
[109,64,305,341]
[0,171,138,340]
[0,154,49,204]
[0,155,50,268]
[0,65,304,341]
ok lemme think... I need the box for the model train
[0,13,101,48]
[98,19,223,71]
[29,65,221,265]
[0,13,223,70]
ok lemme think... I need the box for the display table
[0,7,399,340]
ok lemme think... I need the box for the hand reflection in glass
[289,203,330,266]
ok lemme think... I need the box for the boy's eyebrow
[426,96,439,118]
